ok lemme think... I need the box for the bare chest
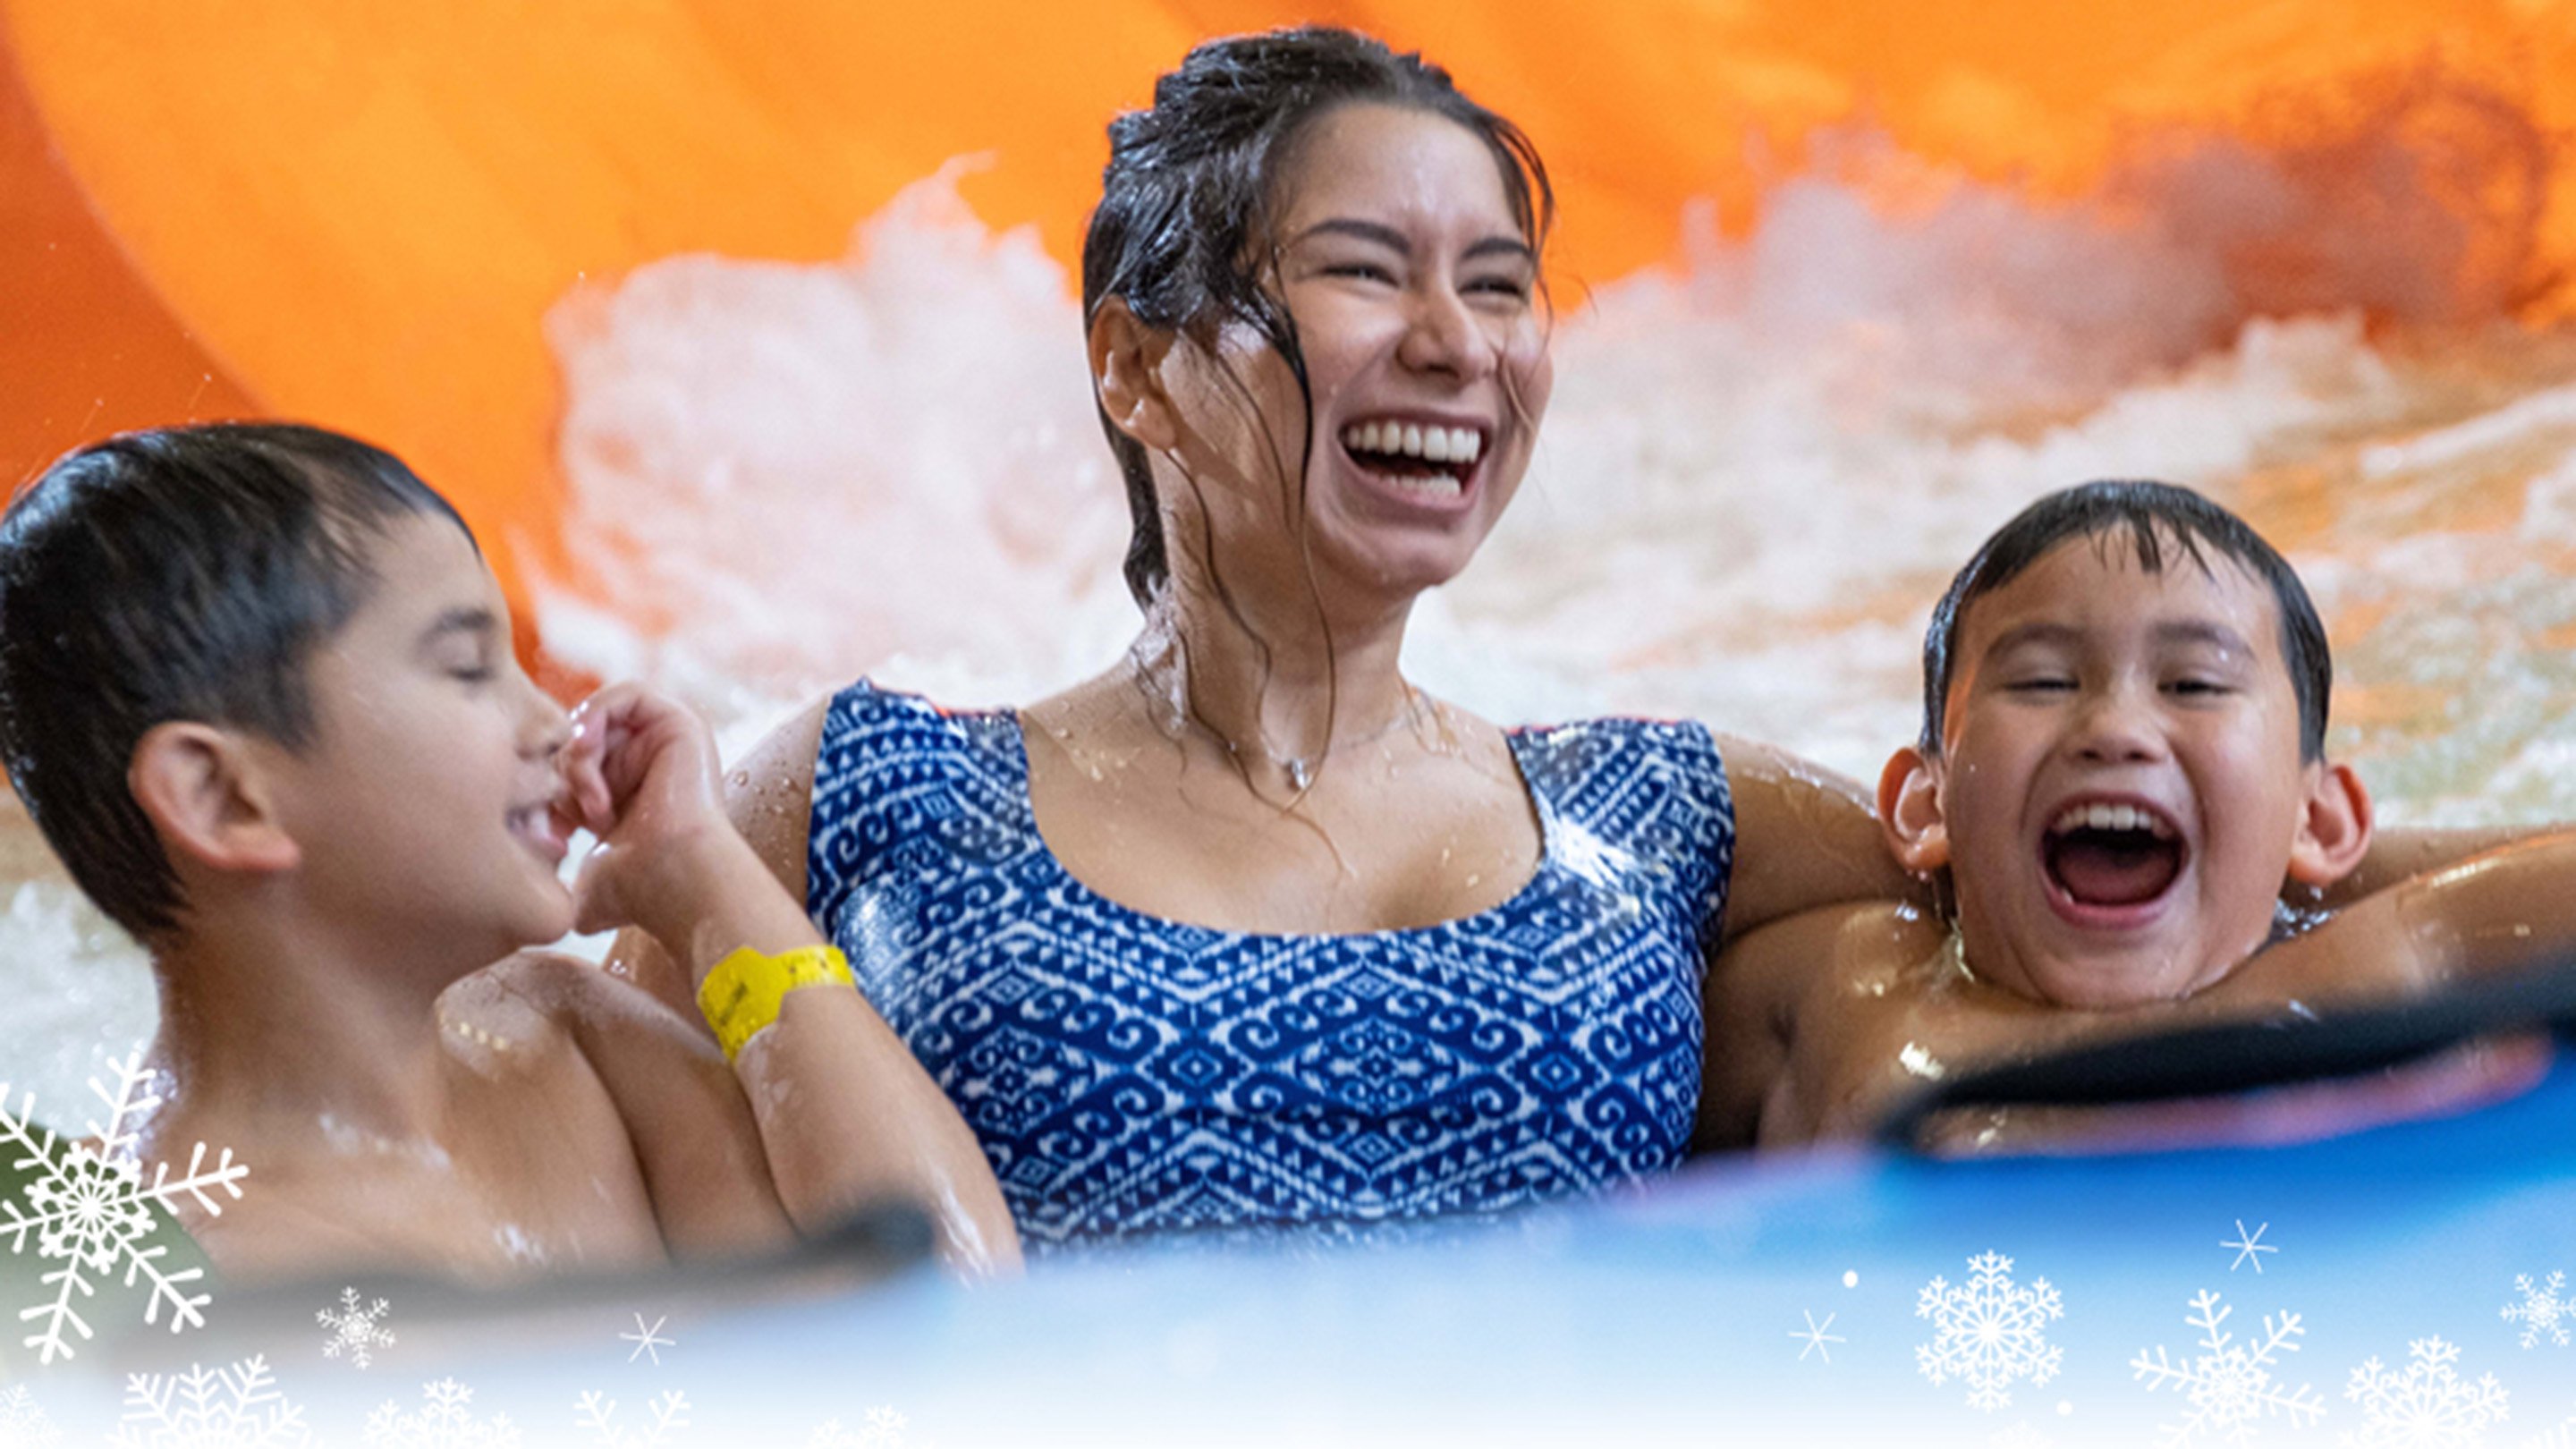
[1774,970,2093,1146]
[175,1074,664,1284]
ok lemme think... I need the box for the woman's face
[1165,102,1555,606]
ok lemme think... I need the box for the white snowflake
[1917,1250,2065,1411]
[320,1285,398,1368]
[0,1058,248,1363]
[2503,1274,2571,1350]
[111,1355,310,1448]
[810,1408,912,1447]
[2523,1405,2576,1449]
[2343,1336,2510,1448]
[2132,1289,2326,1445]
[364,1378,521,1448]
[2224,1221,2279,1275]
[575,1389,688,1447]
[0,1384,63,1449]
[1791,1309,1845,1363]
[618,1312,674,1365]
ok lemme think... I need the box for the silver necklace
[1124,628,1434,792]
[1212,689,1429,792]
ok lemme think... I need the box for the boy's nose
[517,676,572,760]
[2072,690,2166,765]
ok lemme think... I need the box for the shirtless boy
[0,424,1015,1281]
[1703,480,2576,1148]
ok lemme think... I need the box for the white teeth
[2049,802,2175,838]
[1339,420,1487,465]
[1388,473,1462,498]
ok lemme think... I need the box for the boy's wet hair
[0,423,470,941]
[1921,480,2332,762]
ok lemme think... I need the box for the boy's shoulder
[455,952,792,1257]
[1702,899,1950,1146]
[446,951,727,1080]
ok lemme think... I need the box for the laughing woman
[617,28,1911,1250]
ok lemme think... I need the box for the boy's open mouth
[507,801,569,866]
[1338,419,1484,503]
[2041,801,2184,910]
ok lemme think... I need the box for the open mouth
[2041,800,2184,911]
[507,801,569,866]
[1337,419,1485,502]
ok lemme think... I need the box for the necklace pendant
[1284,757,1312,792]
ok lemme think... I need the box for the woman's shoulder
[1511,712,1729,799]
[819,677,1007,734]
[812,679,1021,779]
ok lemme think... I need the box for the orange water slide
[4,0,2573,626]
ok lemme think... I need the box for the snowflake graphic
[2504,1274,2571,1350]
[1917,1251,2065,1411]
[619,1312,674,1365]
[2224,1221,2279,1275]
[111,1355,311,1448]
[0,1057,248,1362]
[1988,1424,2055,1449]
[575,1389,688,1447]
[0,1384,62,1449]
[810,1408,913,1447]
[364,1378,521,1448]
[2343,1336,2509,1448]
[2132,1289,2326,1445]
[1791,1309,1846,1363]
[320,1285,398,1368]
[2524,1406,2576,1449]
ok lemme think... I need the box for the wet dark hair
[1921,480,2332,761]
[0,423,471,940]
[1080,25,1554,606]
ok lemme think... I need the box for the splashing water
[5,134,2574,1108]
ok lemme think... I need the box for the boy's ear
[1088,298,1181,453]
[1878,745,1952,874]
[2285,759,2373,888]
[129,723,301,877]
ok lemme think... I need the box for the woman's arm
[2316,823,2573,908]
[2270,829,2576,992]
[604,699,828,1029]
[1714,736,1928,946]
[570,686,1021,1275]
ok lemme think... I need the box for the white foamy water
[7,148,2574,1109]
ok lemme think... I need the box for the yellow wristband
[696,945,854,1063]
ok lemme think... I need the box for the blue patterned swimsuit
[806,681,1735,1251]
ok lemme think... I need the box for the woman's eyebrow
[1289,219,1533,264]
[1292,218,1409,251]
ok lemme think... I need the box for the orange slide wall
[4,1,2573,648]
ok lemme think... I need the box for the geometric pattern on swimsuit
[807,681,1734,1252]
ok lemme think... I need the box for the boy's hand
[561,682,748,940]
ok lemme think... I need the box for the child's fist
[561,682,739,937]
